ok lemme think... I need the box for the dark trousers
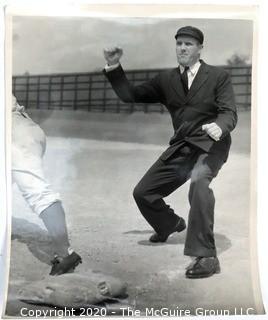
[133,145,226,257]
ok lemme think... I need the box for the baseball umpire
[103,26,237,278]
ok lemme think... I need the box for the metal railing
[13,65,251,113]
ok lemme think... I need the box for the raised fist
[103,46,123,66]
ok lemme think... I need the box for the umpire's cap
[175,26,204,44]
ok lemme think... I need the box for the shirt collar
[179,60,201,75]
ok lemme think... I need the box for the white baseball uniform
[12,95,61,215]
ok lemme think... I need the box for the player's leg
[12,167,82,275]
[12,112,81,275]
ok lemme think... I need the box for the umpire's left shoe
[149,217,186,243]
[50,251,82,276]
[185,257,220,279]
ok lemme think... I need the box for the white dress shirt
[179,61,201,89]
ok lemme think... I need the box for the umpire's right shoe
[149,217,186,243]
[50,251,82,276]
[185,257,220,279]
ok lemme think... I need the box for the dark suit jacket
[103,61,237,161]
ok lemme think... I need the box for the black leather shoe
[185,257,220,279]
[149,217,186,243]
[50,251,82,276]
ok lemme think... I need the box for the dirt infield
[6,110,262,316]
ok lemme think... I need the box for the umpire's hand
[202,122,222,141]
[103,46,123,66]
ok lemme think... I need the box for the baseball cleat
[49,251,82,276]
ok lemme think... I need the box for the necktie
[181,66,189,94]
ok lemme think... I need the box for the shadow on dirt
[11,217,54,265]
[124,229,231,255]
[11,217,232,266]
